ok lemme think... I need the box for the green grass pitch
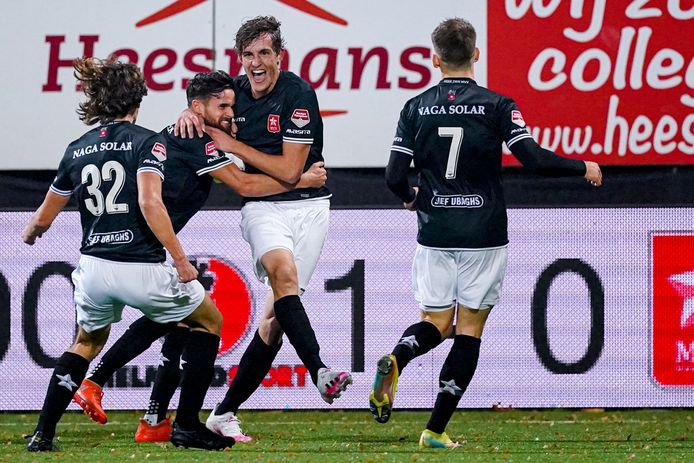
[1,409,692,462]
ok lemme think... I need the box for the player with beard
[71,70,327,441]
[176,16,352,441]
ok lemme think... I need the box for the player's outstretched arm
[206,126,308,184]
[210,161,327,197]
[137,171,198,283]
[511,138,602,186]
[21,191,70,245]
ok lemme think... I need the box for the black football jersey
[232,71,330,202]
[391,78,536,249]
[159,124,233,232]
[50,121,166,262]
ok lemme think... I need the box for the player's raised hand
[174,257,199,283]
[299,161,327,188]
[584,161,602,187]
[174,108,205,138]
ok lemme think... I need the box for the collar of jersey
[440,77,476,85]
[102,120,131,127]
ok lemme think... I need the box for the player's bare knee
[70,326,109,360]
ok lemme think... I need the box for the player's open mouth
[251,70,266,82]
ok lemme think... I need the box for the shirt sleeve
[49,154,74,196]
[175,133,234,176]
[390,101,415,158]
[138,134,166,180]
[499,96,534,149]
[386,102,416,202]
[499,97,585,176]
[281,88,319,145]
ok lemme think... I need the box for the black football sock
[144,326,189,423]
[217,329,282,415]
[175,331,219,429]
[34,352,90,440]
[426,335,481,434]
[273,295,326,385]
[391,321,443,372]
[88,317,176,387]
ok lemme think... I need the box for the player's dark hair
[73,57,148,126]
[235,15,285,55]
[431,18,477,70]
[186,70,235,107]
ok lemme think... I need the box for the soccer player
[177,16,352,440]
[21,58,235,451]
[69,70,327,442]
[369,18,603,449]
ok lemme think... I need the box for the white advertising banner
[0,0,486,169]
[1,208,694,410]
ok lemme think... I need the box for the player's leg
[207,290,279,441]
[168,292,234,449]
[262,248,328,379]
[27,325,110,451]
[281,199,352,403]
[370,246,454,423]
[74,316,177,424]
[420,306,490,449]
[135,324,190,443]
[420,247,507,449]
[240,200,350,403]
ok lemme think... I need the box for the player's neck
[441,70,474,80]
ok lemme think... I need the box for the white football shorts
[412,244,508,311]
[72,254,206,332]
[240,198,330,291]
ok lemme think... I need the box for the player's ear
[276,49,285,67]
[432,54,441,69]
[474,47,480,63]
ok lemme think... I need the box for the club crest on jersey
[291,109,310,128]
[511,110,526,127]
[151,142,167,161]
[447,90,456,101]
[99,127,107,137]
[205,141,217,156]
[267,114,280,133]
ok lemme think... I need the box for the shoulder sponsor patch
[151,142,167,161]
[291,109,310,128]
[205,141,217,156]
[511,110,526,127]
[268,114,280,133]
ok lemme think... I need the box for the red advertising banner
[652,233,694,386]
[489,1,694,166]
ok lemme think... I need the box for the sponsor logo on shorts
[151,142,167,161]
[511,110,526,127]
[86,229,134,246]
[268,114,280,133]
[291,109,310,128]
[431,194,483,208]
[651,233,694,386]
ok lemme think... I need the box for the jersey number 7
[438,127,464,180]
